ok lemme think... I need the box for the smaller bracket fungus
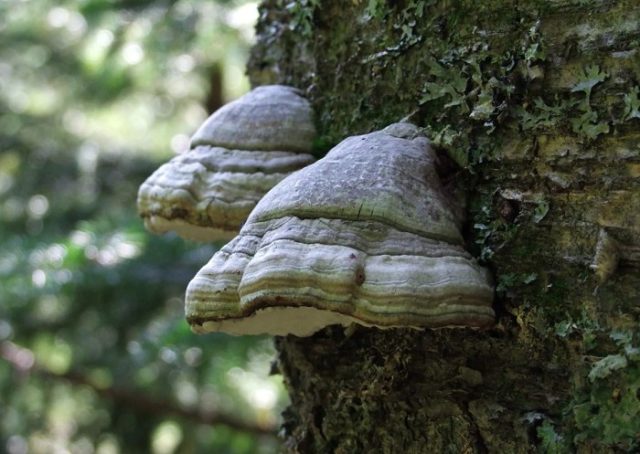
[186,123,495,336]
[137,85,316,241]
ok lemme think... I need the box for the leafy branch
[0,340,277,437]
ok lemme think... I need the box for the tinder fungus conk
[186,122,495,336]
[137,85,316,241]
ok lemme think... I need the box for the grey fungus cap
[185,123,495,336]
[136,85,316,241]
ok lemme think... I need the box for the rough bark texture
[247,1,640,452]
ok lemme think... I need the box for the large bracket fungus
[186,123,495,336]
[137,85,316,241]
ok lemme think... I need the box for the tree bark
[248,1,640,452]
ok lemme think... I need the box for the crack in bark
[463,401,489,454]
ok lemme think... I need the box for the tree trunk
[248,1,640,452]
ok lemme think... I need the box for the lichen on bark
[248,1,640,451]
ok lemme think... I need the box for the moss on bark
[248,1,640,451]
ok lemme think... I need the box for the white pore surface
[191,306,374,337]
[145,216,236,242]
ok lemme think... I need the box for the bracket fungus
[186,123,495,336]
[137,85,316,241]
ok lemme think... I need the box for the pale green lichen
[570,64,608,98]
[537,420,567,454]
[518,97,564,131]
[572,329,640,451]
[286,0,320,37]
[517,64,612,140]
[623,86,640,121]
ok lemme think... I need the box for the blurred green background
[0,1,287,452]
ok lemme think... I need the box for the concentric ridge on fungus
[186,123,495,336]
[136,85,316,241]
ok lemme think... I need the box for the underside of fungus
[137,85,316,241]
[186,123,495,336]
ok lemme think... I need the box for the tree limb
[0,340,277,436]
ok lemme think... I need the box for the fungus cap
[137,85,316,241]
[186,123,495,335]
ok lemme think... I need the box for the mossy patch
[248,0,640,451]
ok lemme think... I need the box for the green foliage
[0,0,284,452]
